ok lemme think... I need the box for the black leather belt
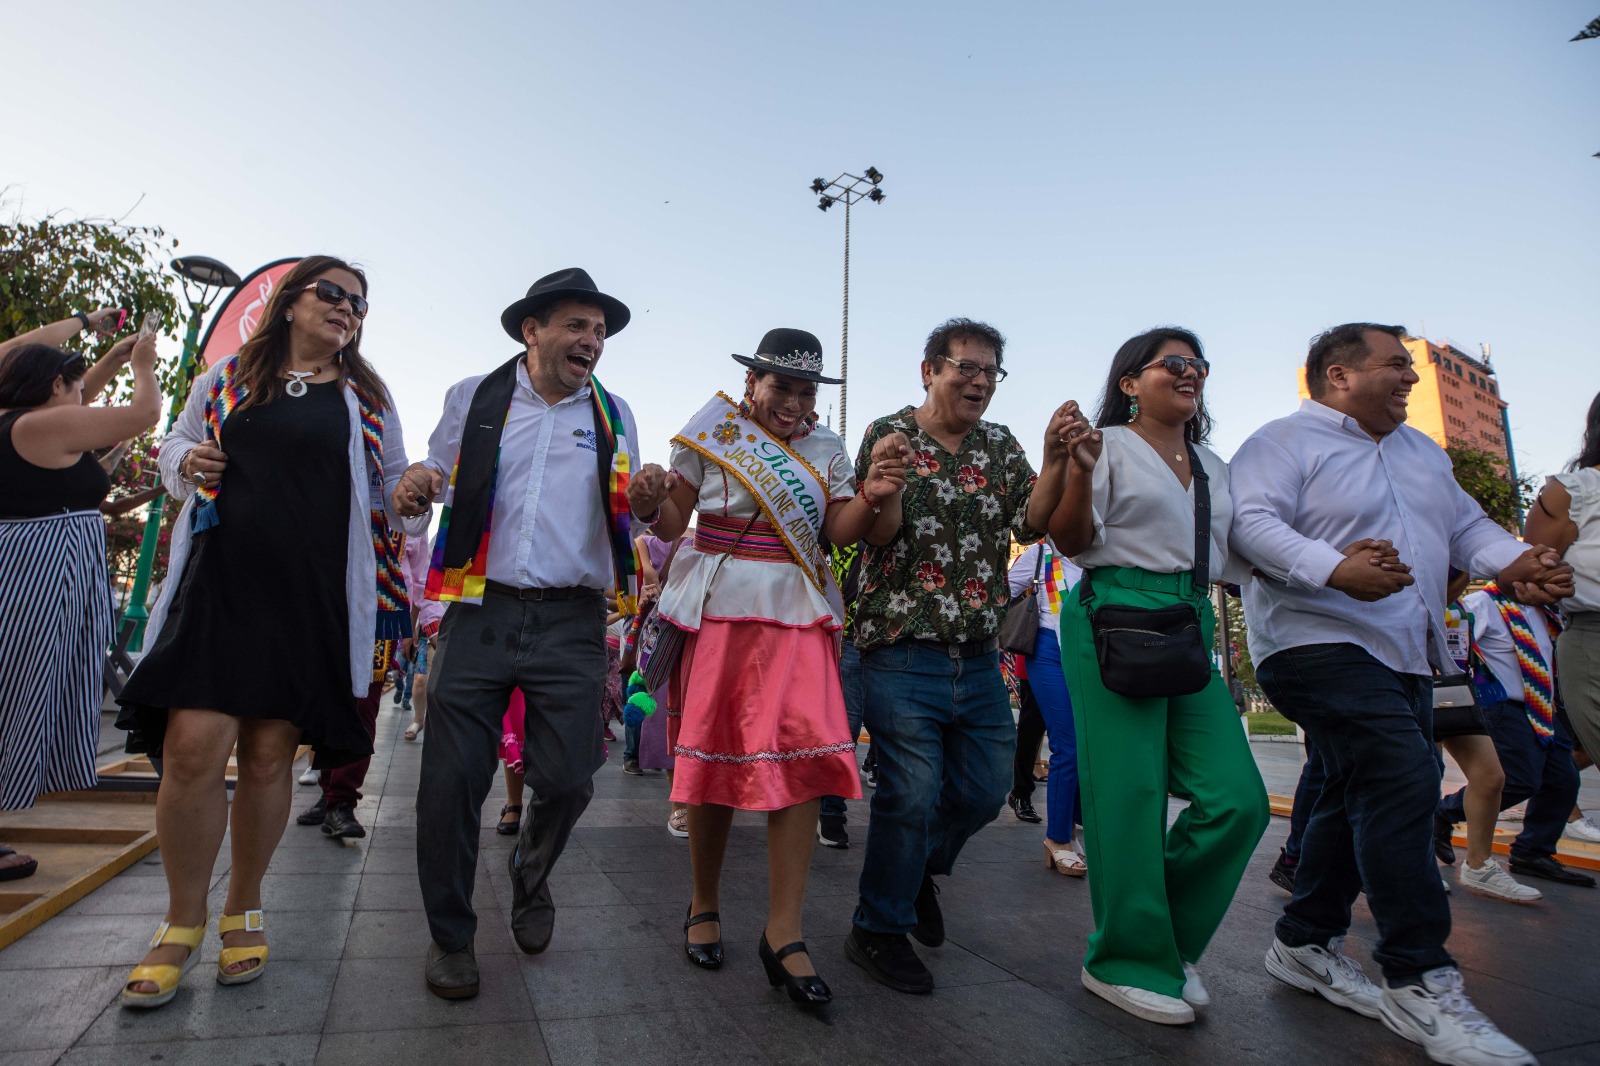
[484,580,601,602]
[913,636,1000,659]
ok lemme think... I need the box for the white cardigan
[149,362,429,696]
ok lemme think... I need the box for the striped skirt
[0,512,112,809]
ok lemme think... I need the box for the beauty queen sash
[672,393,845,622]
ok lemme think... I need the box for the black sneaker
[622,758,643,776]
[818,816,849,849]
[912,874,944,947]
[1269,849,1297,894]
[1007,792,1041,824]
[1433,812,1457,866]
[845,926,934,994]
[322,802,366,839]
[296,798,327,826]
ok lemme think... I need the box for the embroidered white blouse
[656,422,855,633]
[149,361,429,696]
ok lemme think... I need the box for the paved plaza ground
[3,708,1598,1066]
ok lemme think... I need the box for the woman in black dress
[117,256,425,1008]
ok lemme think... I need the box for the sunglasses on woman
[301,279,369,320]
[1138,354,1209,378]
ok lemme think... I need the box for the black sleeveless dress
[117,380,369,766]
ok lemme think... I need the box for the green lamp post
[122,255,241,650]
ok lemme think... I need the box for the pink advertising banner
[197,257,301,367]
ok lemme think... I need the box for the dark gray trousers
[417,587,608,952]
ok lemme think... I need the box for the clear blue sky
[8,1,1598,484]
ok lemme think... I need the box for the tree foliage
[1446,441,1532,531]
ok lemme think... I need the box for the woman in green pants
[1047,327,1268,1025]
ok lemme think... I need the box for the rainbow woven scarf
[426,358,639,611]
[191,356,411,639]
[1481,581,1565,747]
[1042,549,1066,615]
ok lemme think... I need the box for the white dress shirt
[1006,540,1082,636]
[422,359,640,591]
[1073,426,1253,585]
[1231,399,1527,677]
[150,361,429,696]
[1461,589,1555,704]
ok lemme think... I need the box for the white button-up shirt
[423,359,640,591]
[1230,399,1526,677]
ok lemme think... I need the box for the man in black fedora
[395,267,661,999]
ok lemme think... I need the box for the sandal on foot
[496,804,523,836]
[217,910,269,986]
[404,724,421,741]
[120,916,207,1008]
[1044,839,1087,877]
[0,844,38,882]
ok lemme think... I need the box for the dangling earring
[285,312,294,323]
[738,372,755,418]
[1128,397,1139,419]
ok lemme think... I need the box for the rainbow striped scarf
[426,357,639,611]
[192,356,411,639]
[1042,549,1066,614]
[1481,582,1564,747]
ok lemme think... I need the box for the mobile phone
[107,309,129,333]
[138,310,163,339]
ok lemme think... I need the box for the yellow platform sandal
[120,917,208,1009]
[217,910,269,986]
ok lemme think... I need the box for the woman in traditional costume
[115,256,425,1008]
[630,328,907,1007]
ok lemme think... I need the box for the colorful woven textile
[1481,581,1564,747]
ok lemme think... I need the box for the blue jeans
[1024,629,1078,843]
[853,642,1015,935]
[820,642,865,822]
[1283,733,1324,864]
[1257,643,1452,981]
[1438,700,1580,861]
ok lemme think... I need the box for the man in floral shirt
[845,317,1078,994]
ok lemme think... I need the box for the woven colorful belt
[694,512,790,563]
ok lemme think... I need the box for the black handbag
[998,547,1046,654]
[1080,442,1213,699]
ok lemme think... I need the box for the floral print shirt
[853,406,1043,651]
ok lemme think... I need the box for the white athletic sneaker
[1379,967,1537,1065]
[1264,936,1384,1019]
[1459,858,1542,904]
[1564,815,1600,843]
[1180,961,1209,1011]
[1081,967,1194,1025]
[297,767,319,786]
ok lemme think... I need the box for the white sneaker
[1379,967,1537,1065]
[1264,936,1384,1019]
[1459,858,1542,904]
[297,767,319,786]
[1564,815,1600,843]
[1081,967,1194,1025]
[1442,873,1452,894]
[1181,961,1209,1011]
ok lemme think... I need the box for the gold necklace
[1128,419,1185,464]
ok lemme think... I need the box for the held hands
[864,432,911,505]
[1498,546,1575,607]
[629,463,679,518]
[1048,401,1101,473]
[1327,538,1415,601]
[393,462,443,518]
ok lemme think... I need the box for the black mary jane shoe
[759,934,832,1006]
[495,804,523,836]
[683,906,723,969]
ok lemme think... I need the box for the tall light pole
[123,255,241,650]
[809,167,885,443]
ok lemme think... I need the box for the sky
[6,1,1598,486]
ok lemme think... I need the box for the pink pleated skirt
[668,618,861,811]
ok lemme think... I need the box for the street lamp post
[809,167,885,443]
[122,255,241,650]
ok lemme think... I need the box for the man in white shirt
[1231,322,1572,1066]
[393,268,654,1000]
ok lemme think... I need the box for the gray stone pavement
[3,706,1599,1066]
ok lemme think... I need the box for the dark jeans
[623,720,641,762]
[320,678,384,807]
[1257,643,1452,982]
[1010,678,1047,798]
[1438,699,1581,861]
[820,641,865,822]
[1283,733,1325,864]
[854,642,1014,934]
[417,589,608,952]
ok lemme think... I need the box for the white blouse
[1554,467,1600,614]
[1074,425,1251,585]
[655,422,855,632]
[148,361,429,696]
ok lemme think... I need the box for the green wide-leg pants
[1062,566,1269,999]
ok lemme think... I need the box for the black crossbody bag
[1078,442,1213,699]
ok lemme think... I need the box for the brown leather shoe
[424,940,479,1000]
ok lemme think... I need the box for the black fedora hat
[731,328,842,384]
[500,267,631,342]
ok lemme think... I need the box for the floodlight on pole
[807,166,886,442]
